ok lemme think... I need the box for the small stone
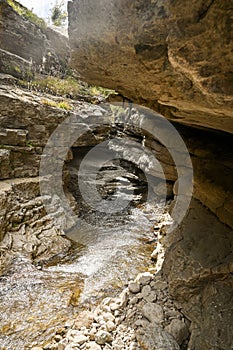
[102,297,113,305]
[128,282,141,294]
[135,273,153,286]
[141,285,151,299]
[119,288,129,307]
[64,346,74,350]
[134,319,150,328]
[106,321,116,332]
[110,302,120,311]
[142,303,164,323]
[89,327,97,340]
[112,339,125,349]
[31,348,43,350]
[129,296,138,305]
[50,344,59,350]
[136,293,143,299]
[86,342,102,350]
[150,280,167,291]
[144,291,157,303]
[129,342,138,350]
[57,344,65,350]
[95,330,113,345]
[137,324,180,350]
[65,320,74,328]
[72,334,88,345]
[54,335,62,342]
[103,312,115,322]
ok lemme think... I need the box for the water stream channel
[0,128,173,349]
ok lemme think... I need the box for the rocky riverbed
[31,271,190,350]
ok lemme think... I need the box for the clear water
[0,161,169,349]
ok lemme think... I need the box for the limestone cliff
[0,0,69,79]
[0,1,232,349]
[68,0,233,133]
[67,1,233,349]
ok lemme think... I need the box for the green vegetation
[57,101,71,110]
[6,0,47,29]
[25,140,35,148]
[50,0,67,27]
[41,98,72,110]
[13,65,21,73]
[18,75,116,100]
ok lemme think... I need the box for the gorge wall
[0,0,232,349]
[68,1,233,349]
[0,0,69,79]
[68,0,233,230]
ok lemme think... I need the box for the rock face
[0,0,69,78]
[68,1,233,349]
[68,0,233,133]
[163,199,233,350]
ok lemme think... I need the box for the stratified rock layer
[0,0,69,78]
[68,0,233,133]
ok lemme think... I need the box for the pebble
[72,334,88,345]
[119,288,129,307]
[57,344,65,350]
[164,318,190,345]
[106,321,116,332]
[135,272,153,286]
[129,296,138,305]
[141,285,151,298]
[129,342,138,350]
[103,312,115,322]
[95,330,113,345]
[86,342,102,350]
[110,302,120,311]
[128,282,141,294]
[144,291,157,303]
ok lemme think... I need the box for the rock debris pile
[37,272,190,350]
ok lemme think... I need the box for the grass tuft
[6,0,47,29]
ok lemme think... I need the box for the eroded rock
[69,0,233,133]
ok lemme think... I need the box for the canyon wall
[68,0,233,229]
[68,0,233,133]
[0,1,232,348]
[68,1,233,349]
[0,0,69,79]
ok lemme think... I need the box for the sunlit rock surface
[68,0,233,133]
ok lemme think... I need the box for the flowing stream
[0,149,171,349]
